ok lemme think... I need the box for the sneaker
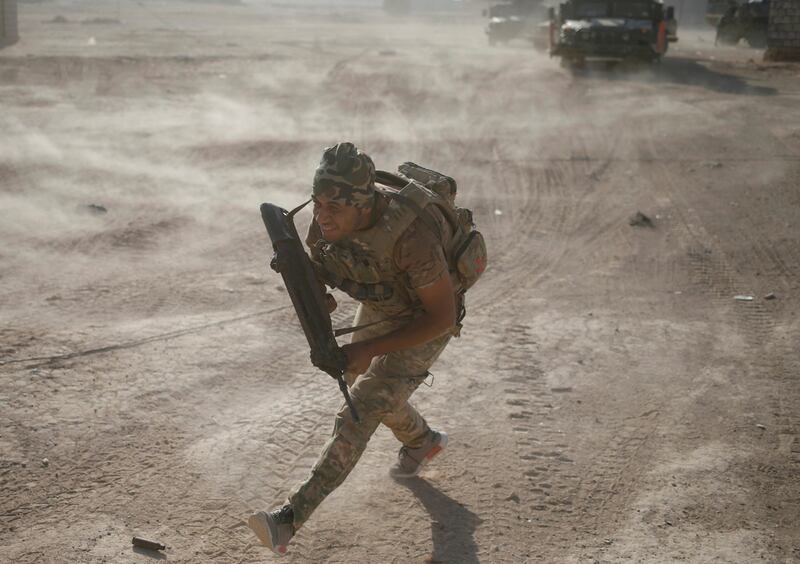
[247,505,295,556]
[390,430,448,479]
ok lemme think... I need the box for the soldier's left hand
[341,342,374,376]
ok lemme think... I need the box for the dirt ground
[1,2,799,563]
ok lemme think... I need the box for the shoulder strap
[375,170,407,189]
[376,182,460,242]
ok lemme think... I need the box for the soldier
[248,142,461,555]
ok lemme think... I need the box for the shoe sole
[247,512,288,556]
[392,432,448,479]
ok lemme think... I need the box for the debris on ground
[132,537,166,551]
[505,493,520,503]
[82,18,122,25]
[734,295,754,301]
[756,424,767,430]
[629,211,654,228]
[79,204,108,215]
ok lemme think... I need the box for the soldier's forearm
[360,309,453,358]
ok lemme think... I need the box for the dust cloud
[2,2,799,563]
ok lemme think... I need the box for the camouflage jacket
[307,182,454,317]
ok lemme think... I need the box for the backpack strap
[376,183,460,244]
[375,170,407,189]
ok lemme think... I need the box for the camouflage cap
[312,142,376,209]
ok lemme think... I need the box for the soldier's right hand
[326,293,337,313]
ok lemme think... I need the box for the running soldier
[248,142,473,555]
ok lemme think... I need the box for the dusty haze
[1,1,799,563]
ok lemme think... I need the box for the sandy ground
[1,2,799,563]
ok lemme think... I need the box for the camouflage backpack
[376,162,487,293]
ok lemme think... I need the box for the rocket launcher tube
[259,202,359,422]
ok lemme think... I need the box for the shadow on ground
[395,477,483,564]
[132,546,167,560]
[574,56,778,96]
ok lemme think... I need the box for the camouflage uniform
[288,306,451,528]
[286,142,455,530]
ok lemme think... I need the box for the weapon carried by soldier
[259,201,360,422]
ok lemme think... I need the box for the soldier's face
[312,195,369,242]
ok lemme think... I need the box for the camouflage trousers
[288,303,451,529]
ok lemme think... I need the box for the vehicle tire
[745,30,767,49]
[561,56,586,71]
[716,26,739,46]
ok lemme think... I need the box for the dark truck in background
[484,0,551,48]
[485,2,527,45]
[1,0,19,48]
[715,0,770,48]
[549,0,678,67]
[706,0,739,26]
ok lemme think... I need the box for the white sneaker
[247,505,295,556]
[390,430,448,478]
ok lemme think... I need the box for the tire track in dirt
[186,298,361,561]
[491,320,578,555]
[437,83,671,558]
[437,77,631,559]
[468,77,731,559]
[639,128,800,559]
[0,297,342,563]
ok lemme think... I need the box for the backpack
[376,162,487,292]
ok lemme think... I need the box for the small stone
[41,458,49,467]
[505,493,520,503]
[629,211,654,228]
[756,424,766,430]
[79,203,107,215]
[764,292,777,300]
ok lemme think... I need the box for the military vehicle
[0,0,19,48]
[706,0,741,26]
[486,4,526,46]
[383,0,411,15]
[715,0,770,48]
[484,0,549,47]
[549,0,678,67]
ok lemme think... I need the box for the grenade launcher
[259,202,360,422]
